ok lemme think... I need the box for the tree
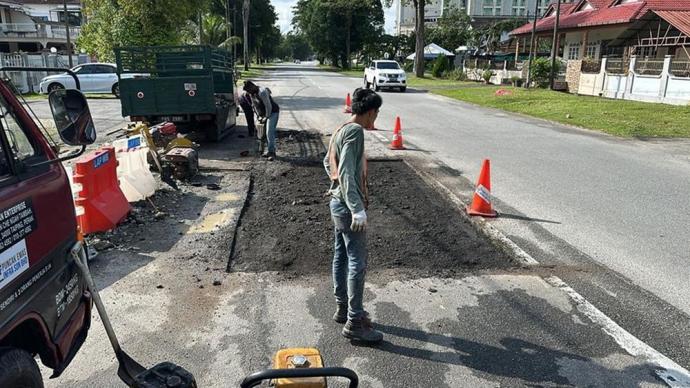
[292,0,383,68]
[425,6,472,52]
[473,19,526,54]
[233,0,281,64]
[383,0,425,77]
[78,0,200,61]
[280,32,313,61]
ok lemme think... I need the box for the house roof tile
[511,0,690,36]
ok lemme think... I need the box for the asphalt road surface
[262,63,690,317]
[39,72,690,387]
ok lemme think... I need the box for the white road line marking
[407,159,689,387]
[545,276,690,388]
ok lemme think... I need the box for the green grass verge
[319,65,365,78]
[20,93,116,100]
[406,76,476,89]
[434,86,690,138]
[236,66,264,80]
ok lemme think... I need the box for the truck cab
[0,77,95,387]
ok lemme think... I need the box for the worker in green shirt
[324,88,383,344]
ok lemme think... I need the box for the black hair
[243,80,257,93]
[351,88,382,115]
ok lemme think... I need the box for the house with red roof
[510,0,690,61]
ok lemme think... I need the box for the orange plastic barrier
[72,147,131,234]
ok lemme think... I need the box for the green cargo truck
[115,45,237,141]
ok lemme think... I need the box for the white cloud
[273,0,397,34]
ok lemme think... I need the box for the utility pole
[549,0,561,90]
[526,0,540,88]
[63,0,73,67]
[243,0,250,71]
[232,0,237,64]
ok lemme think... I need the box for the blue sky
[273,0,397,34]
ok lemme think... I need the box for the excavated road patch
[230,131,511,277]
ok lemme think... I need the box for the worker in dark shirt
[238,91,256,137]
[243,80,280,160]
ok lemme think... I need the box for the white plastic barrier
[63,165,85,217]
[113,135,157,202]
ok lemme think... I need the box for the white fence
[0,52,90,93]
[577,56,690,105]
[464,59,524,85]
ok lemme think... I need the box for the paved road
[38,77,689,386]
[261,63,690,318]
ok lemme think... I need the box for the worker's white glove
[351,210,367,232]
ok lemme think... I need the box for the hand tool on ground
[71,244,196,387]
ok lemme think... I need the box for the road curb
[402,158,539,268]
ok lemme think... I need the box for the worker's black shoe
[333,305,347,324]
[342,317,383,344]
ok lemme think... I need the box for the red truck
[0,69,96,387]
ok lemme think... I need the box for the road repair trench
[230,132,511,277]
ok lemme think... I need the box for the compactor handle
[240,367,359,388]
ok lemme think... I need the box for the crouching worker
[323,88,383,344]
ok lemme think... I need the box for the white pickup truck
[363,60,407,92]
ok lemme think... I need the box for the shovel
[71,243,195,387]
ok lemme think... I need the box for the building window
[512,0,526,16]
[568,43,581,60]
[539,0,550,16]
[585,42,598,58]
[483,0,501,16]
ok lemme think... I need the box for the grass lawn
[20,93,117,100]
[319,64,364,78]
[406,76,476,89]
[236,66,264,80]
[434,86,690,138]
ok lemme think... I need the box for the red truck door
[0,82,89,380]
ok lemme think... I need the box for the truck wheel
[400,87,407,93]
[363,76,369,89]
[112,83,120,98]
[0,348,44,388]
[373,79,380,91]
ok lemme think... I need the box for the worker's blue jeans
[267,111,279,153]
[330,198,367,321]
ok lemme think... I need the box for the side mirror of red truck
[48,89,97,146]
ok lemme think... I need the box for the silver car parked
[40,63,121,97]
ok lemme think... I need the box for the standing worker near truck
[324,88,383,344]
[238,90,256,137]
[243,81,280,160]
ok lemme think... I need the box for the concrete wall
[463,60,523,85]
[603,73,628,99]
[630,75,661,97]
[584,56,690,105]
[578,73,605,96]
[666,76,690,100]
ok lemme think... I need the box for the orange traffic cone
[344,93,352,113]
[389,116,405,150]
[466,159,497,217]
